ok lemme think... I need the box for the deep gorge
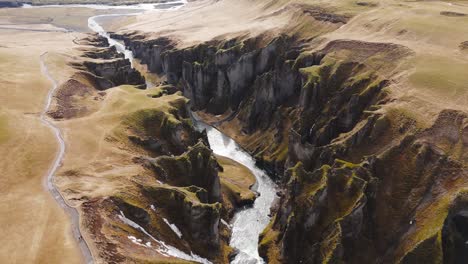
[108,30,468,263]
[3,1,468,264]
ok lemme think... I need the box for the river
[35,1,277,263]
[194,120,278,264]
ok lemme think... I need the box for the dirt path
[39,52,93,264]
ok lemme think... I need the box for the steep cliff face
[150,142,221,203]
[52,33,262,264]
[71,35,146,90]
[113,32,407,175]
[113,29,468,263]
[77,95,236,263]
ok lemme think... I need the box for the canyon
[0,0,468,263]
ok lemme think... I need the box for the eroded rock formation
[113,29,468,263]
[50,33,262,263]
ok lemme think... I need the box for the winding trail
[39,52,94,264]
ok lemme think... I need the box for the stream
[33,1,277,263]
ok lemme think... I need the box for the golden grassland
[0,28,82,264]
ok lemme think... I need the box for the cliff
[50,33,258,263]
[109,1,468,261]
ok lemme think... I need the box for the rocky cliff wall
[111,30,468,263]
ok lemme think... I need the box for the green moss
[401,232,443,264]
[123,108,165,133]
[146,86,174,98]
[216,42,245,55]
[270,141,289,162]
[299,65,321,87]
[259,218,280,259]
[113,192,146,209]
[320,223,342,264]
[334,159,361,169]
[299,57,337,91]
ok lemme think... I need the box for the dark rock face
[151,141,222,203]
[442,208,468,264]
[145,185,222,249]
[77,33,110,48]
[110,33,175,74]
[70,33,239,263]
[113,32,468,263]
[125,97,206,157]
[71,34,146,90]
[81,58,146,89]
[81,46,124,60]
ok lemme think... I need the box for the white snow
[221,219,231,228]
[118,211,211,264]
[163,218,183,238]
[128,235,152,248]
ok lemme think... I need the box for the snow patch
[118,211,211,264]
[221,219,231,228]
[163,218,183,238]
[128,235,151,248]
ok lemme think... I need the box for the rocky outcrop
[460,41,468,50]
[76,33,110,48]
[110,33,175,74]
[144,185,222,249]
[76,94,236,263]
[149,141,221,203]
[80,58,145,89]
[80,46,124,60]
[123,96,204,156]
[71,35,146,90]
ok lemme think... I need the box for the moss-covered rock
[144,185,222,251]
[151,141,221,203]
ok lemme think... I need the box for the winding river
[34,1,277,263]
[195,120,277,264]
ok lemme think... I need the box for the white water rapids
[33,1,277,263]
[195,121,278,264]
